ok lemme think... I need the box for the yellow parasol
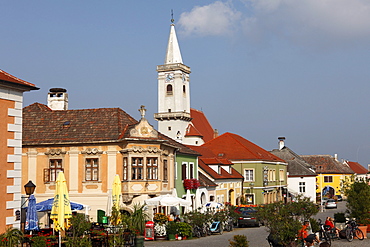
[111,174,122,225]
[50,171,72,232]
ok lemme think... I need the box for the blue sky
[2,1,370,167]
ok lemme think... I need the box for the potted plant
[125,204,148,247]
[0,227,23,247]
[166,222,178,240]
[333,212,346,230]
[176,222,192,239]
[153,213,168,240]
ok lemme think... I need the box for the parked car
[321,197,329,205]
[325,199,337,209]
[335,195,343,201]
[237,209,261,227]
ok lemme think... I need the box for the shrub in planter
[166,221,178,235]
[228,234,249,247]
[176,222,192,237]
[334,212,346,223]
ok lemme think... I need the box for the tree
[256,195,318,247]
[343,177,370,224]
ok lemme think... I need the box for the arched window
[166,84,173,95]
[183,85,186,93]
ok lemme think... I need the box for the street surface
[144,201,370,247]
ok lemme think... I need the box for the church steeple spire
[164,17,183,65]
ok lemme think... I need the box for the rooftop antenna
[171,9,174,23]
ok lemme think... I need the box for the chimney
[334,154,338,161]
[278,137,285,150]
[214,129,219,138]
[48,88,68,110]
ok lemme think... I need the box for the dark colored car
[237,209,261,227]
[335,195,343,201]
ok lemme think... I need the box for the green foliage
[109,205,121,226]
[309,218,320,233]
[176,222,192,237]
[166,221,178,235]
[343,178,370,224]
[65,213,92,247]
[0,227,23,247]
[333,212,346,223]
[183,210,213,228]
[228,234,249,247]
[256,195,318,246]
[153,213,168,224]
[121,204,148,236]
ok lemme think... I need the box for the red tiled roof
[198,159,243,180]
[0,69,38,89]
[187,108,214,142]
[185,123,203,137]
[346,161,368,174]
[202,132,285,162]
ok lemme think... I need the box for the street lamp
[21,181,36,233]
[24,180,36,196]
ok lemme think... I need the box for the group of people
[298,217,340,247]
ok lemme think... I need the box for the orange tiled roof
[203,132,285,162]
[346,161,368,174]
[0,69,38,89]
[187,108,214,142]
[198,159,243,180]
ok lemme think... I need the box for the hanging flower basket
[183,179,200,190]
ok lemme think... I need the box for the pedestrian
[324,217,340,238]
[298,221,320,247]
[175,215,181,222]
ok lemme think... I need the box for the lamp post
[21,180,36,233]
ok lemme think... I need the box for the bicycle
[317,219,332,246]
[344,219,364,242]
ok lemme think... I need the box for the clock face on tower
[182,73,186,82]
[165,73,174,82]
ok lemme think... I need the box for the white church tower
[154,19,192,142]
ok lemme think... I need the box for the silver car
[325,199,337,209]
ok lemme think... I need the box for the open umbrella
[112,174,122,210]
[50,172,72,247]
[25,194,39,232]
[111,174,122,225]
[31,198,84,212]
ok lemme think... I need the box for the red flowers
[183,179,200,190]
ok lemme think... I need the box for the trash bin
[102,216,108,224]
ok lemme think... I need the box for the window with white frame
[299,182,306,193]
[244,169,254,182]
[182,163,187,180]
[85,158,99,181]
[123,157,128,180]
[44,159,63,182]
[279,169,285,181]
[146,157,158,180]
[132,157,143,180]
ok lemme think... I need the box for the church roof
[203,132,285,162]
[186,108,215,142]
[164,24,183,64]
[0,69,39,90]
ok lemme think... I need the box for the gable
[187,108,214,142]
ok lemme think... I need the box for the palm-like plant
[0,227,23,247]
